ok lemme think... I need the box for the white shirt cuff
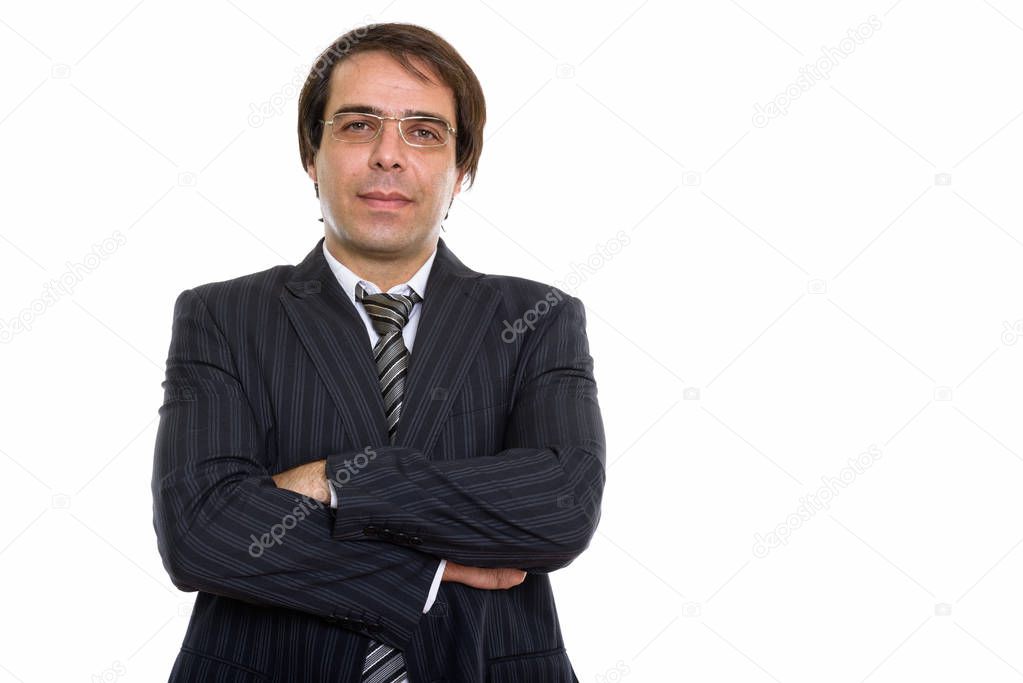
[328,479,338,509]
[424,559,446,613]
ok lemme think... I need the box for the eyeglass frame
[319,111,457,148]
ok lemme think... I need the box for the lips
[359,191,411,201]
[358,191,412,211]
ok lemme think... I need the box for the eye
[404,119,445,141]
[342,118,376,132]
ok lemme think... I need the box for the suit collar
[281,236,501,453]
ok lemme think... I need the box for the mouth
[358,192,413,210]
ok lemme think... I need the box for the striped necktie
[355,281,421,683]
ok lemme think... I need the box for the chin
[350,230,419,255]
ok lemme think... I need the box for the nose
[367,118,407,171]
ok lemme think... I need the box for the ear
[451,168,467,199]
[306,163,319,199]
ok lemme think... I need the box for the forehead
[325,50,456,122]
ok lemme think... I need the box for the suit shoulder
[180,264,295,318]
[478,273,582,310]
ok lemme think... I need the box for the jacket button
[410,536,423,545]
[363,525,378,536]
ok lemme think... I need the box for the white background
[2,1,1023,681]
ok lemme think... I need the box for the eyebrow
[330,103,451,122]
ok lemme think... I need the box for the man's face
[308,50,465,260]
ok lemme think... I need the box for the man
[152,22,605,682]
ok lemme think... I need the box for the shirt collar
[322,240,437,303]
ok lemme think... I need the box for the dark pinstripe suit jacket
[152,236,606,682]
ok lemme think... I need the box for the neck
[325,234,436,292]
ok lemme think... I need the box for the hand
[272,459,330,504]
[442,560,526,590]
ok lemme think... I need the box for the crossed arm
[270,463,526,590]
[274,292,606,571]
[152,286,604,648]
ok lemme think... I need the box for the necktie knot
[356,282,422,336]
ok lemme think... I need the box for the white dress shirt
[321,240,446,614]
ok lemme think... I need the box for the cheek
[423,164,457,196]
[323,167,361,196]
[321,149,362,180]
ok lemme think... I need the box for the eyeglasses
[320,112,456,147]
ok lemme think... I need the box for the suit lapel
[280,238,390,448]
[397,238,501,454]
[280,236,501,455]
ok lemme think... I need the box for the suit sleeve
[327,293,606,572]
[325,478,441,617]
[151,287,438,649]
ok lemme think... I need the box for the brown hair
[297,23,486,189]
